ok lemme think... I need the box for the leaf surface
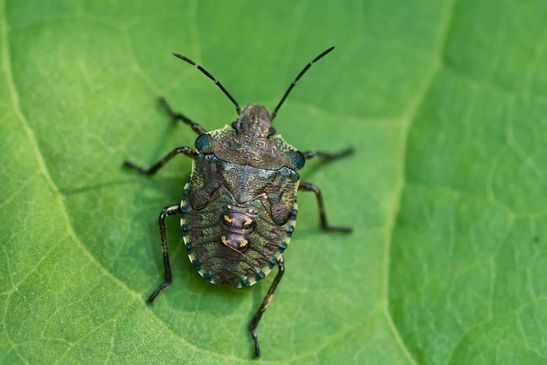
[1,0,546,363]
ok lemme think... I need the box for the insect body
[124,46,353,358]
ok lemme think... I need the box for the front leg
[248,256,285,358]
[299,182,352,233]
[123,146,196,176]
[160,97,207,135]
[302,147,354,161]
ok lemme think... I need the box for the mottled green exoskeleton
[124,46,353,358]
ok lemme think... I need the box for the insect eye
[287,151,305,170]
[195,134,212,152]
[223,215,234,225]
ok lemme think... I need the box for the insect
[124,46,353,358]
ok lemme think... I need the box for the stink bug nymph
[124,46,353,358]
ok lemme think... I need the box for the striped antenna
[271,46,335,120]
[172,52,241,115]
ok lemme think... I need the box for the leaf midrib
[381,1,457,364]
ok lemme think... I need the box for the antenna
[172,52,241,115]
[271,46,335,120]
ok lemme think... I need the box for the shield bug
[124,46,353,358]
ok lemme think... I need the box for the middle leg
[123,146,196,176]
[299,182,352,233]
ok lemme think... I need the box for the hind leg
[147,204,180,304]
[248,256,285,358]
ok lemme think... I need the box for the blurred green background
[1,0,546,364]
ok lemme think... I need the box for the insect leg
[160,96,207,135]
[148,204,180,304]
[248,256,285,358]
[123,146,196,176]
[299,182,352,233]
[302,147,354,161]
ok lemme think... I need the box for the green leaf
[1,0,546,363]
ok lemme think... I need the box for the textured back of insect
[181,140,300,287]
